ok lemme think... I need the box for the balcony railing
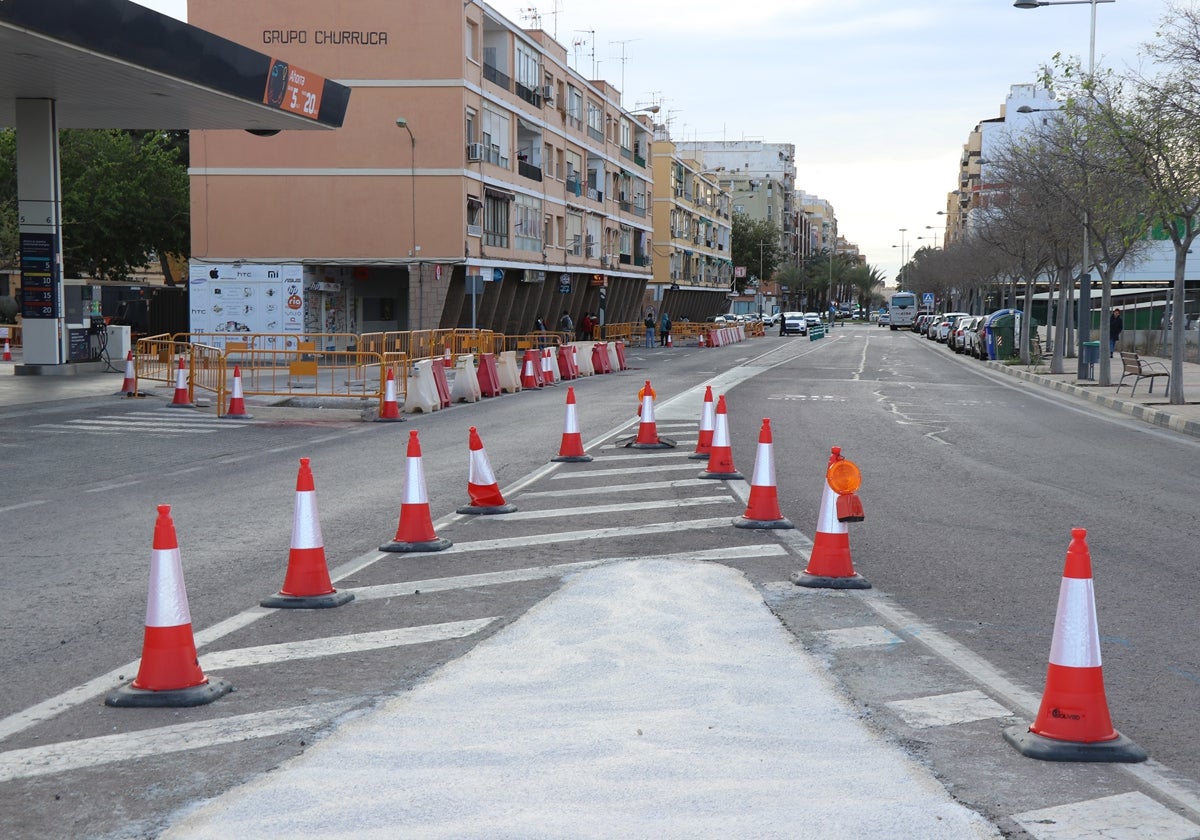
[518,160,543,182]
[619,253,632,265]
[587,126,603,143]
[620,146,633,160]
[514,81,542,108]
[619,200,631,213]
[633,153,646,168]
[565,177,582,196]
[633,205,646,218]
[483,63,511,91]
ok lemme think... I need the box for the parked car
[927,318,947,340]
[938,312,969,345]
[804,313,822,328]
[878,312,891,327]
[762,313,779,327]
[779,311,807,336]
[952,316,979,353]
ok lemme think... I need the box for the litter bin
[1081,340,1101,379]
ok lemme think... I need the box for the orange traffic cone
[376,366,404,422]
[552,386,593,462]
[457,427,517,514]
[733,419,793,530]
[688,385,716,461]
[105,505,232,707]
[167,355,193,408]
[624,379,675,449]
[381,430,452,552]
[262,459,354,609]
[666,333,673,348]
[792,446,869,589]
[1004,529,1146,762]
[698,394,742,479]
[520,349,542,389]
[2,339,10,361]
[541,347,557,386]
[222,364,253,419]
[116,350,138,396]
[697,333,706,349]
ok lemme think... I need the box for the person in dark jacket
[1109,309,1123,357]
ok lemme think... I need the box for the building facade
[188,1,655,335]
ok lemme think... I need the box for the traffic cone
[541,347,556,386]
[105,505,233,707]
[222,365,253,419]
[375,366,404,422]
[457,427,517,514]
[697,333,706,349]
[552,386,593,462]
[115,350,138,396]
[1004,529,1146,762]
[666,333,673,348]
[381,430,452,552]
[624,379,675,449]
[167,355,193,408]
[2,339,10,361]
[733,419,793,530]
[688,385,716,461]
[792,446,870,589]
[520,349,542,389]
[698,394,742,479]
[261,459,354,609]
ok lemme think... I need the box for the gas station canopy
[0,0,350,131]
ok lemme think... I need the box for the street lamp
[1015,0,1114,380]
[396,117,420,329]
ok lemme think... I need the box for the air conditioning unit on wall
[542,85,554,102]
[466,143,484,161]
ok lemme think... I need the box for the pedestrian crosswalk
[30,409,253,436]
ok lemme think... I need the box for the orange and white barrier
[105,505,232,707]
[457,427,516,514]
[381,430,452,552]
[262,458,353,609]
[698,394,741,479]
[223,364,253,419]
[116,350,137,396]
[552,386,592,462]
[377,367,405,421]
[2,339,10,361]
[167,356,193,408]
[1004,528,1147,762]
[689,385,716,461]
[793,446,869,589]
[540,347,559,386]
[520,349,543,389]
[733,419,793,530]
[625,379,675,449]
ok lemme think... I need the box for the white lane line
[0,700,358,783]
[521,478,714,497]
[346,546,789,601]
[582,451,696,462]
[29,427,129,435]
[487,496,732,521]
[551,463,700,479]
[0,499,50,513]
[85,480,143,494]
[441,517,734,554]
[201,618,497,671]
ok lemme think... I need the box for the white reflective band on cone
[1048,578,1102,668]
[816,481,847,535]
[469,450,498,485]
[403,456,429,504]
[292,492,322,549]
[145,547,192,627]
[751,443,775,487]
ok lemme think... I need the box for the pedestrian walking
[660,312,672,347]
[644,311,656,348]
[1109,308,1123,357]
[560,310,573,335]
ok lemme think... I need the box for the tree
[0,128,189,282]
[730,212,780,294]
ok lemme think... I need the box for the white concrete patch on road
[201,618,498,671]
[885,690,1011,729]
[438,517,739,554]
[484,496,733,521]
[521,478,714,497]
[0,700,357,783]
[1012,791,1199,840]
[822,625,903,649]
[551,462,700,479]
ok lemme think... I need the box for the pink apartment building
[188,0,657,337]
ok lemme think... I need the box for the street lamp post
[396,117,420,329]
[1015,0,1115,379]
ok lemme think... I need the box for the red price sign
[263,59,325,120]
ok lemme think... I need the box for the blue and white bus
[888,292,917,330]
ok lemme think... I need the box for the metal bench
[1116,351,1170,396]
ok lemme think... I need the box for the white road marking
[441,517,734,554]
[551,463,700,479]
[522,478,714,497]
[0,499,50,513]
[885,690,1011,729]
[486,496,733,521]
[1013,791,1199,840]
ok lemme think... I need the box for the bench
[1116,351,1170,396]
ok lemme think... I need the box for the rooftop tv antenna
[609,39,639,102]
[519,2,561,38]
[572,29,596,78]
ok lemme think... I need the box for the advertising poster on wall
[188,262,304,349]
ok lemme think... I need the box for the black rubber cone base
[733,515,795,530]
[551,454,593,463]
[260,590,355,609]
[222,412,253,420]
[456,503,517,515]
[1003,725,1148,763]
[374,414,405,423]
[699,470,743,480]
[687,451,710,460]
[105,677,232,708]
[380,537,453,553]
[619,436,677,449]
[791,571,872,590]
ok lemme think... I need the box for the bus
[888,292,917,330]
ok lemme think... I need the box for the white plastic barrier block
[450,354,482,403]
[496,351,522,393]
[573,342,596,376]
[403,359,441,413]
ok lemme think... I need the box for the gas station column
[16,98,67,366]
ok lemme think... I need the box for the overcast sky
[133,0,1163,287]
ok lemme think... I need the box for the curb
[987,361,1200,439]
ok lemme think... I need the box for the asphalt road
[1,325,1198,838]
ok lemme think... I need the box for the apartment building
[649,135,733,320]
[187,1,655,336]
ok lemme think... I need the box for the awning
[484,185,515,200]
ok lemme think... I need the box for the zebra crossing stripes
[31,410,253,436]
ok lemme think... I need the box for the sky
[131,0,1164,287]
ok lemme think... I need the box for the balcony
[587,126,603,143]
[619,200,631,212]
[565,177,582,196]
[515,81,542,108]
[633,205,646,218]
[637,255,651,267]
[634,153,646,168]
[518,159,543,182]
[483,63,511,92]
[620,146,633,160]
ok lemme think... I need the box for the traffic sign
[922,292,935,307]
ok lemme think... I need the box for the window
[567,86,583,127]
[484,193,510,248]
[481,107,510,166]
[515,42,540,89]
[466,196,483,236]
[587,100,603,140]
[567,212,583,255]
[620,119,632,150]
[465,108,476,145]
[513,194,543,252]
[586,215,602,257]
[466,22,479,63]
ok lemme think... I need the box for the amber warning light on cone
[826,453,865,523]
